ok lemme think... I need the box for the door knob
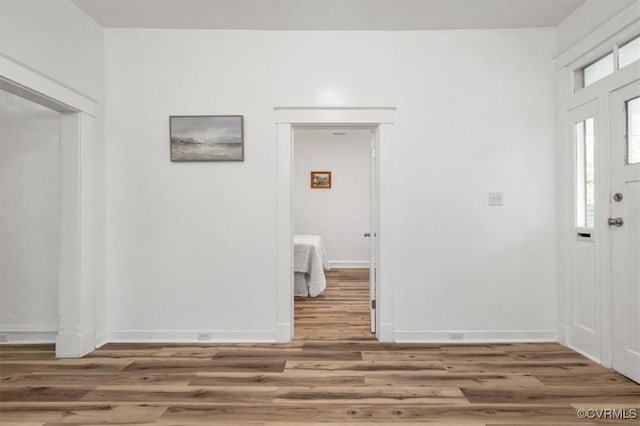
[364,233,371,237]
[608,217,624,227]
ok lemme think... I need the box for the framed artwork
[170,115,244,161]
[310,171,332,189]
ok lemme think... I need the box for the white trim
[0,324,58,331]
[276,106,395,343]
[275,106,396,124]
[0,53,97,116]
[329,260,370,268]
[555,2,640,70]
[277,123,294,342]
[106,330,277,343]
[276,323,290,343]
[376,123,395,343]
[568,63,640,111]
[55,332,95,357]
[95,332,109,349]
[0,53,97,358]
[0,327,57,344]
[557,322,568,345]
[57,112,96,358]
[394,329,557,343]
[275,106,397,110]
[569,342,603,364]
[378,323,394,342]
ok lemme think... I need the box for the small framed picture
[310,171,331,189]
[170,115,244,161]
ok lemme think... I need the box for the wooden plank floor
[1,269,639,425]
[294,269,372,341]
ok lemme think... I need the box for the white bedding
[294,234,330,297]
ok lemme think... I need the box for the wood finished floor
[1,268,639,425]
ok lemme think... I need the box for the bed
[294,234,331,297]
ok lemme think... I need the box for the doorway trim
[275,106,396,342]
[0,54,97,357]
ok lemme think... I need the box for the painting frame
[170,115,244,162]
[310,171,332,189]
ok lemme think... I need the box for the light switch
[488,192,503,206]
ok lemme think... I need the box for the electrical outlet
[488,192,503,206]
[450,332,464,341]
[197,332,212,341]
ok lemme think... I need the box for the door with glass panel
[568,102,600,359]
[610,81,640,383]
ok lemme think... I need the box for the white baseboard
[106,329,277,343]
[276,323,291,343]
[565,342,602,364]
[556,322,568,345]
[0,328,57,344]
[378,322,394,342]
[56,331,95,358]
[95,331,109,349]
[394,329,557,343]
[329,260,370,268]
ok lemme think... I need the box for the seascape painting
[170,115,244,161]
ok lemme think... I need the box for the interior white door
[610,81,640,384]
[369,130,378,333]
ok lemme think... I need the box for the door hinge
[371,299,376,309]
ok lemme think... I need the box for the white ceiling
[73,0,586,31]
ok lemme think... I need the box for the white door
[369,130,378,333]
[610,81,640,384]
[567,102,600,359]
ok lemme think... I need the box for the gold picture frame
[310,171,331,189]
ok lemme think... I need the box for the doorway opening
[0,89,61,345]
[0,57,97,357]
[292,125,376,340]
[275,106,395,343]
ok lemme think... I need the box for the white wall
[0,89,60,340]
[0,0,107,343]
[294,128,371,266]
[104,28,557,342]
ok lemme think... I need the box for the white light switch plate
[488,192,503,206]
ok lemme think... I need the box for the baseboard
[394,329,557,343]
[276,323,291,343]
[106,329,277,343]
[378,322,394,342]
[0,328,57,344]
[565,342,602,364]
[95,331,109,349]
[329,260,370,268]
[56,331,95,358]
[556,322,568,345]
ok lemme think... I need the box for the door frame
[275,106,395,342]
[0,55,97,357]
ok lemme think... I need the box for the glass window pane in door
[575,118,595,228]
[628,97,640,165]
[584,53,614,87]
[584,118,595,227]
[619,36,640,68]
